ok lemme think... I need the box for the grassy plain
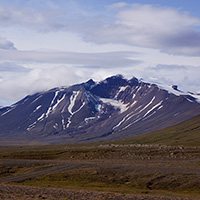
[0,143,200,199]
[0,115,200,199]
[111,114,200,146]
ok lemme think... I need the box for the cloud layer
[1,2,200,56]
[83,4,200,56]
[0,1,200,105]
[0,62,30,72]
[0,49,140,67]
[0,49,141,106]
[139,64,200,93]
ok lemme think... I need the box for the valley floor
[0,144,200,200]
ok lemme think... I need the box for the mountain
[0,75,200,144]
[110,114,200,147]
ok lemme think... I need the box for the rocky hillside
[0,75,200,144]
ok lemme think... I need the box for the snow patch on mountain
[46,91,59,118]
[100,98,128,113]
[1,107,16,116]
[31,95,42,104]
[143,100,163,118]
[61,115,65,130]
[37,113,45,121]
[66,91,85,128]
[33,105,41,113]
[27,121,37,131]
[53,123,58,129]
[115,86,129,98]
[138,96,156,114]
[52,94,66,111]
[122,117,142,131]
[191,94,200,103]
[68,91,80,115]
[85,117,96,123]
[156,84,200,103]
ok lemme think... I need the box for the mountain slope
[111,114,200,146]
[0,75,200,144]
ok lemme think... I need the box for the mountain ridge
[0,75,200,144]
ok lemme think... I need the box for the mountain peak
[104,74,125,83]
[90,75,127,98]
[86,79,95,85]
[128,77,139,86]
[82,79,96,90]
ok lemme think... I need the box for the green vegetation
[111,115,200,146]
[0,144,200,199]
[0,163,50,178]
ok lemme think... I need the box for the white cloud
[0,66,84,105]
[0,48,141,106]
[82,4,200,56]
[2,61,200,107]
[0,37,16,50]
[0,3,66,32]
[1,2,200,56]
[0,63,131,106]
[133,64,200,94]
[0,1,200,106]
[0,1,103,33]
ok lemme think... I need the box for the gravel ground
[0,184,199,200]
[0,145,200,200]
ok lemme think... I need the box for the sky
[0,0,200,106]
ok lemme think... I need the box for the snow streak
[138,96,155,114]
[85,117,96,123]
[115,86,128,98]
[52,94,66,111]
[1,107,15,116]
[46,91,59,118]
[113,97,162,131]
[64,91,85,129]
[68,91,80,115]
[33,105,41,113]
[28,91,66,130]
[143,100,163,118]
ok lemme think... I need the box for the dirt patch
[0,184,198,200]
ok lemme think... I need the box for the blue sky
[0,0,200,106]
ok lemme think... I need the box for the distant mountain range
[0,75,200,144]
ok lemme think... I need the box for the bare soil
[0,184,198,200]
